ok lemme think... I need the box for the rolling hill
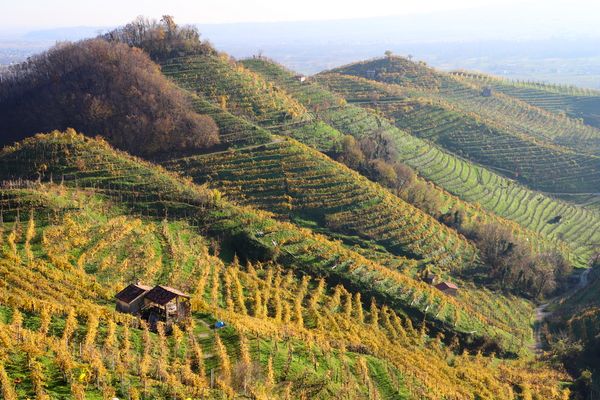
[452,70,600,130]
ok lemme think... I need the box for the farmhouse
[434,281,459,296]
[115,283,191,328]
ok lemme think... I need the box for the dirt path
[532,268,591,353]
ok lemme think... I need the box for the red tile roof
[435,281,459,291]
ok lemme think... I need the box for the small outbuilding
[143,285,191,326]
[295,75,307,83]
[424,273,439,285]
[115,282,152,314]
[435,281,459,296]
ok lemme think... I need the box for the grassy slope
[239,58,600,265]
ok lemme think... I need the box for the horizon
[1,0,599,89]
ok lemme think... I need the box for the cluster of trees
[102,15,215,61]
[0,33,219,157]
[334,134,442,215]
[470,223,572,299]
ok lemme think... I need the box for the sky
[1,0,537,29]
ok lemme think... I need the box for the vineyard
[189,95,273,148]
[166,136,477,270]
[0,131,546,355]
[318,72,600,194]
[0,131,571,398]
[161,55,308,127]
[328,56,600,155]
[1,16,597,398]
[452,71,600,131]
[238,58,600,264]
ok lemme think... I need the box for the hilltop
[0,23,219,157]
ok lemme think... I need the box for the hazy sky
[2,0,542,29]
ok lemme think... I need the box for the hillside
[157,52,576,263]
[237,57,600,264]
[0,16,596,398]
[0,130,571,399]
[166,136,477,271]
[321,57,600,192]
[318,72,600,194]
[452,70,600,130]
[327,57,600,155]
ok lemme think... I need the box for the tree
[0,38,219,156]
[337,135,365,170]
[103,15,215,61]
[0,363,18,400]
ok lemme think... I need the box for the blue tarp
[215,321,226,329]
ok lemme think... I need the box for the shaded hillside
[0,39,219,157]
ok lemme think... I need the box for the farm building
[115,283,191,329]
[142,285,191,326]
[435,281,459,296]
[295,74,307,83]
[423,273,439,285]
[115,282,152,314]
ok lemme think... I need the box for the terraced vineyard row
[240,58,600,264]
[189,95,273,148]
[0,195,564,399]
[452,71,600,130]
[161,55,308,127]
[330,57,600,155]
[167,137,477,270]
[318,73,600,194]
